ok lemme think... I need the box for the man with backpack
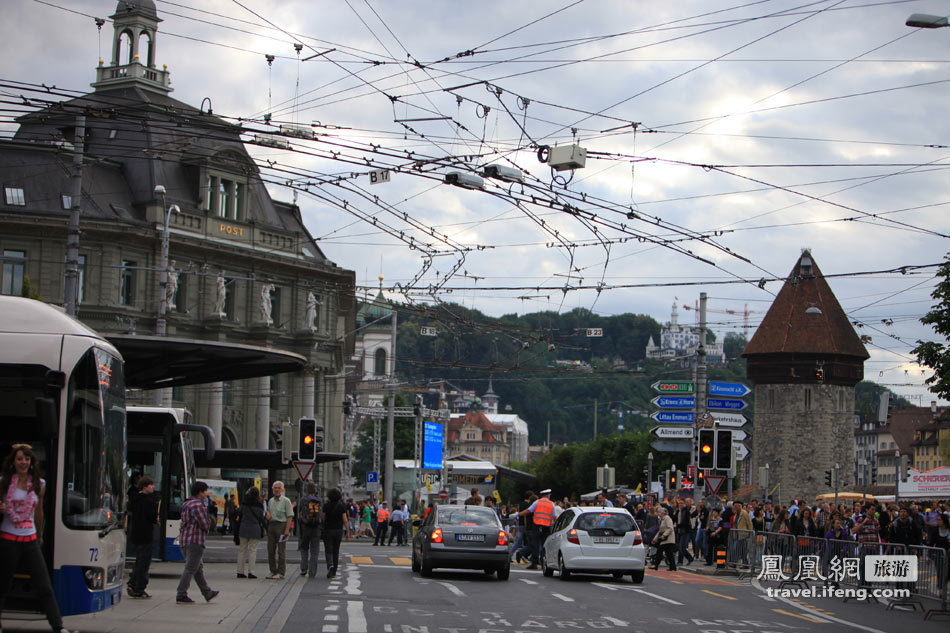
[297,482,322,578]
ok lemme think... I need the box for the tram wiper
[98,512,126,538]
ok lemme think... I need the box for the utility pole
[63,115,85,317]
[693,292,708,503]
[895,449,901,505]
[593,398,598,439]
[834,463,840,508]
[384,308,397,504]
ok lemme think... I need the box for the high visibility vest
[377,508,390,522]
[533,498,555,527]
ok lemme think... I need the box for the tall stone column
[206,381,223,478]
[256,376,270,479]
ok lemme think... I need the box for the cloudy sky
[3,0,949,403]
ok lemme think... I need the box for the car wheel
[497,564,510,581]
[630,569,644,584]
[411,548,421,573]
[421,555,433,577]
[612,571,624,580]
[558,553,571,580]
[541,551,554,577]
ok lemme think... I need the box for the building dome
[114,0,158,19]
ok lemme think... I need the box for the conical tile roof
[742,251,868,359]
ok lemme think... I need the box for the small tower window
[374,348,387,377]
[117,30,134,65]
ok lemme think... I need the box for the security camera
[482,164,524,183]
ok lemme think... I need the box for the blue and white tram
[0,297,126,615]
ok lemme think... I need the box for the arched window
[374,348,387,377]
[117,30,133,65]
[221,427,237,449]
[138,31,152,65]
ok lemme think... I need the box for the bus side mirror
[35,397,57,439]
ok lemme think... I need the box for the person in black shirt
[321,488,350,578]
[127,476,158,598]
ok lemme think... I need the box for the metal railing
[722,529,949,619]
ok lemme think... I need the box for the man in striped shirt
[176,481,219,604]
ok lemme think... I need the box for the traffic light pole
[693,292,707,503]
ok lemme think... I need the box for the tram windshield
[62,348,126,529]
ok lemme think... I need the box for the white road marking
[344,565,362,595]
[631,588,684,605]
[325,604,339,611]
[750,577,888,633]
[347,600,367,633]
[603,617,629,627]
[437,581,466,597]
[324,614,339,621]
[551,593,574,602]
[520,578,538,585]
[322,626,338,633]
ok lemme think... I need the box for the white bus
[0,296,126,615]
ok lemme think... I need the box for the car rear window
[575,512,635,533]
[438,509,499,527]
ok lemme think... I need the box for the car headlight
[82,566,105,590]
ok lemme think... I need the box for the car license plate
[456,534,484,542]
[592,536,620,544]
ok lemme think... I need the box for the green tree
[723,332,748,360]
[912,257,950,400]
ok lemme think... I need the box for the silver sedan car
[541,506,646,583]
[412,505,511,580]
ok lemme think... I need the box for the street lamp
[906,13,949,28]
[153,185,179,337]
[647,452,653,495]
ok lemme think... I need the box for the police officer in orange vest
[519,488,555,570]
[373,502,390,546]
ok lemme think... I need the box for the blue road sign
[423,421,444,470]
[651,395,695,409]
[709,381,751,398]
[706,398,748,411]
[366,471,379,483]
[651,411,695,424]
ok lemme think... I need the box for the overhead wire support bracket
[302,48,336,62]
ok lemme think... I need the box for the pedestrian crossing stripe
[389,557,411,565]
[350,556,373,564]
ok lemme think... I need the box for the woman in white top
[0,443,75,633]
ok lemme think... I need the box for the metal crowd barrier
[724,529,949,619]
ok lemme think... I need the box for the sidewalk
[6,562,307,633]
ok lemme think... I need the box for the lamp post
[906,13,949,28]
[647,452,653,496]
[153,185,178,406]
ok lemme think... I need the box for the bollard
[716,546,727,569]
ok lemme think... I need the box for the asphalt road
[201,536,950,633]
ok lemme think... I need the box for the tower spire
[92,1,172,94]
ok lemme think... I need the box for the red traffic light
[701,444,712,454]
[303,435,314,445]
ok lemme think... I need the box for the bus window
[62,349,125,529]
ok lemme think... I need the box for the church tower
[742,250,868,501]
[92,0,172,94]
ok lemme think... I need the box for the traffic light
[696,469,705,487]
[714,429,733,471]
[298,417,322,461]
[698,429,716,469]
[815,367,824,383]
[824,469,833,487]
[871,462,878,485]
[342,397,352,416]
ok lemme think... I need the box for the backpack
[300,495,322,527]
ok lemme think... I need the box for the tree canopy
[912,257,950,401]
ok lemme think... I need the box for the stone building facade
[0,0,355,492]
[743,251,868,501]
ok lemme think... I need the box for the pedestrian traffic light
[815,367,824,383]
[714,429,733,470]
[870,462,878,485]
[696,469,705,486]
[824,469,833,487]
[342,397,353,416]
[698,429,716,469]
[298,417,321,461]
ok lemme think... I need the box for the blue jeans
[128,541,153,593]
[695,528,708,562]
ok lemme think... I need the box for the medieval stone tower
[742,250,868,502]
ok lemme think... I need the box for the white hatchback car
[541,506,646,583]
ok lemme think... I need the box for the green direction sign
[651,381,695,394]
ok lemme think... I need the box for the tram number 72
[89,548,99,562]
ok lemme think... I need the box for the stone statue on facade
[165,260,179,310]
[213,272,227,316]
[306,291,318,333]
[261,282,275,326]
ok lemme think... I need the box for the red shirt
[179,496,210,546]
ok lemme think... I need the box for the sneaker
[277,574,285,580]
[204,590,219,602]
[237,573,247,578]
[300,570,307,577]
[246,573,258,579]
[327,568,335,578]
[138,591,152,599]
[266,573,281,580]
[176,596,195,604]
[127,586,136,598]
